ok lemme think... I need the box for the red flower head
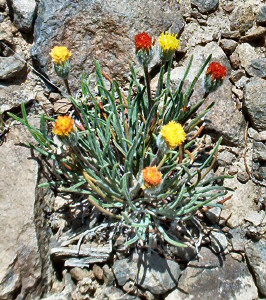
[206,62,227,81]
[134,32,153,52]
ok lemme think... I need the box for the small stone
[248,127,258,139]
[232,86,244,100]
[256,6,266,25]
[245,211,266,227]
[93,265,104,281]
[237,169,250,183]
[169,244,197,262]
[230,70,246,84]
[0,55,25,80]
[247,58,266,79]
[230,253,243,262]
[230,52,240,69]
[235,76,249,89]
[35,92,53,115]
[49,92,61,102]
[10,0,37,32]
[210,230,228,253]
[123,281,137,294]
[229,228,246,252]
[102,264,114,286]
[245,239,266,296]
[191,0,219,14]
[53,98,72,114]
[240,26,266,42]
[217,151,236,166]
[219,39,238,54]
[222,3,234,13]
[221,31,241,40]
[235,43,259,71]
[228,165,238,175]
[243,78,266,131]
[205,207,221,224]
[253,131,266,142]
[230,5,255,35]
[252,139,266,180]
[69,267,91,282]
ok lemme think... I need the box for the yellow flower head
[53,115,74,136]
[160,121,186,149]
[158,32,179,52]
[50,46,71,64]
[142,166,163,188]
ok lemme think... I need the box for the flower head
[160,121,186,149]
[206,62,227,81]
[53,115,75,137]
[142,166,163,188]
[204,62,227,93]
[50,46,71,65]
[158,32,179,61]
[158,32,179,52]
[135,32,153,52]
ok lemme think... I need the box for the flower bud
[134,32,154,66]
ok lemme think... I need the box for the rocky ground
[0,0,266,299]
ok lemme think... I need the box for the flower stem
[144,65,152,111]
[64,79,72,96]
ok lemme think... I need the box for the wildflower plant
[9,31,231,249]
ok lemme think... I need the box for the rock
[93,265,104,281]
[95,286,141,300]
[49,92,61,102]
[256,6,266,25]
[254,131,266,142]
[169,244,198,262]
[0,118,43,300]
[0,55,25,80]
[31,0,184,91]
[217,151,236,166]
[230,5,255,35]
[252,139,266,180]
[235,43,259,72]
[219,39,238,54]
[191,0,219,14]
[240,26,266,42]
[243,78,266,132]
[170,42,245,146]
[229,52,241,69]
[232,86,243,100]
[237,169,250,183]
[221,1,234,13]
[171,248,258,300]
[205,207,221,224]
[102,265,115,286]
[245,211,266,227]
[53,98,72,114]
[8,0,37,32]
[209,230,228,253]
[221,31,241,40]
[220,177,258,228]
[230,70,246,83]
[229,228,246,252]
[113,252,181,295]
[245,239,266,296]
[69,267,91,282]
[247,58,266,79]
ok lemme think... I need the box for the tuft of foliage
[9,55,231,248]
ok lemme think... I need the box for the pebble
[240,26,266,42]
[230,70,246,83]
[230,52,241,69]
[219,39,238,54]
[69,267,91,282]
[191,0,219,14]
[0,55,25,80]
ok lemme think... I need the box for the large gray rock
[247,58,266,79]
[191,0,219,14]
[166,248,258,300]
[243,78,266,132]
[8,0,37,32]
[113,252,181,295]
[0,55,25,80]
[31,0,184,91]
[245,239,266,296]
[170,42,245,146]
[256,6,266,25]
[0,119,41,299]
[230,5,255,35]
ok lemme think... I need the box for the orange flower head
[53,115,74,137]
[142,166,162,188]
[206,62,227,81]
[135,32,153,52]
